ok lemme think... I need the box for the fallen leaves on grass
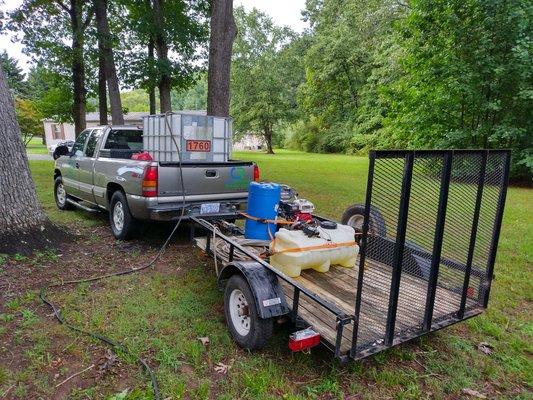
[462,388,487,398]
[477,342,494,355]
[197,336,210,346]
[214,361,230,374]
[97,349,119,377]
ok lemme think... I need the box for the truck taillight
[142,165,158,197]
[253,164,260,182]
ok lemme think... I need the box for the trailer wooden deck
[195,236,479,355]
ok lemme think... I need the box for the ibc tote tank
[244,182,281,240]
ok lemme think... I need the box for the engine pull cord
[40,112,189,400]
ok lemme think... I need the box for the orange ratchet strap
[238,212,293,225]
[270,240,357,255]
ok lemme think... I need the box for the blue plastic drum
[244,182,281,240]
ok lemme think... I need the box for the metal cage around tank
[142,112,233,163]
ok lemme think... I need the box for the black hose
[40,113,188,399]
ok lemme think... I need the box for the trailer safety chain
[39,112,189,400]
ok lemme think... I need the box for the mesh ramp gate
[350,150,510,359]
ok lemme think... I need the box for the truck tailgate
[157,161,254,197]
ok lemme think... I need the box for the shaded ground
[0,150,531,399]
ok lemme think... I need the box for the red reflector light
[142,165,158,197]
[253,164,260,182]
[288,328,320,352]
[467,287,475,297]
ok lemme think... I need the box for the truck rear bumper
[126,194,248,221]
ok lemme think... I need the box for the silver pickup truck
[53,125,257,239]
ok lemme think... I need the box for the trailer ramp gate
[350,150,510,359]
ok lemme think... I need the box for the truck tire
[341,204,387,237]
[109,190,138,240]
[54,176,74,210]
[224,274,273,350]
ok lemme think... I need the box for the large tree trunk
[98,52,108,124]
[264,124,275,154]
[95,0,124,125]
[0,66,65,254]
[70,0,87,137]
[152,0,172,113]
[207,0,237,117]
[148,39,156,114]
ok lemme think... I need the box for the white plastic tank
[269,224,359,278]
[142,112,232,162]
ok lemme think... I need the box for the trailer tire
[54,177,74,210]
[109,191,138,240]
[341,204,387,237]
[224,274,273,350]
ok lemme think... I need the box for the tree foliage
[230,7,304,153]
[286,0,532,179]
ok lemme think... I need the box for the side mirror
[53,145,70,160]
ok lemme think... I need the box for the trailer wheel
[341,204,387,237]
[224,274,273,350]
[54,177,74,210]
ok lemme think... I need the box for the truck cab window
[104,129,143,159]
[71,129,91,157]
[85,129,103,158]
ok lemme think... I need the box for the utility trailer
[191,150,510,361]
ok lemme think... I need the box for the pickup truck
[53,125,257,239]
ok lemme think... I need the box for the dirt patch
[0,220,72,256]
[0,222,194,399]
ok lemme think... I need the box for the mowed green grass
[25,136,49,155]
[1,150,530,399]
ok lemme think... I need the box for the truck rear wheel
[109,191,138,240]
[224,274,273,350]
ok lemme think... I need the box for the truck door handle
[75,162,79,169]
[205,169,218,178]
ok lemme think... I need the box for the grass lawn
[0,149,531,399]
[25,137,49,155]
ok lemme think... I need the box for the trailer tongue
[192,149,510,362]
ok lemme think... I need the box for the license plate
[186,140,211,152]
[200,203,220,214]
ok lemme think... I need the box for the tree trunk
[0,66,65,255]
[152,0,172,113]
[95,0,124,125]
[207,0,237,117]
[148,39,156,114]
[70,0,87,137]
[264,125,274,154]
[98,51,108,124]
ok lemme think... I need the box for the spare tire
[341,204,387,237]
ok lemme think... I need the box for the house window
[51,123,64,140]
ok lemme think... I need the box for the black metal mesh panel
[353,150,509,354]
[394,155,444,336]
[355,156,405,350]
[434,153,483,313]
[472,153,507,302]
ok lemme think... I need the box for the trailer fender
[218,261,290,319]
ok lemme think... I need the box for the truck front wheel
[54,177,74,210]
[224,274,273,350]
[109,191,138,240]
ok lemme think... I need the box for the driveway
[27,153,52,161]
